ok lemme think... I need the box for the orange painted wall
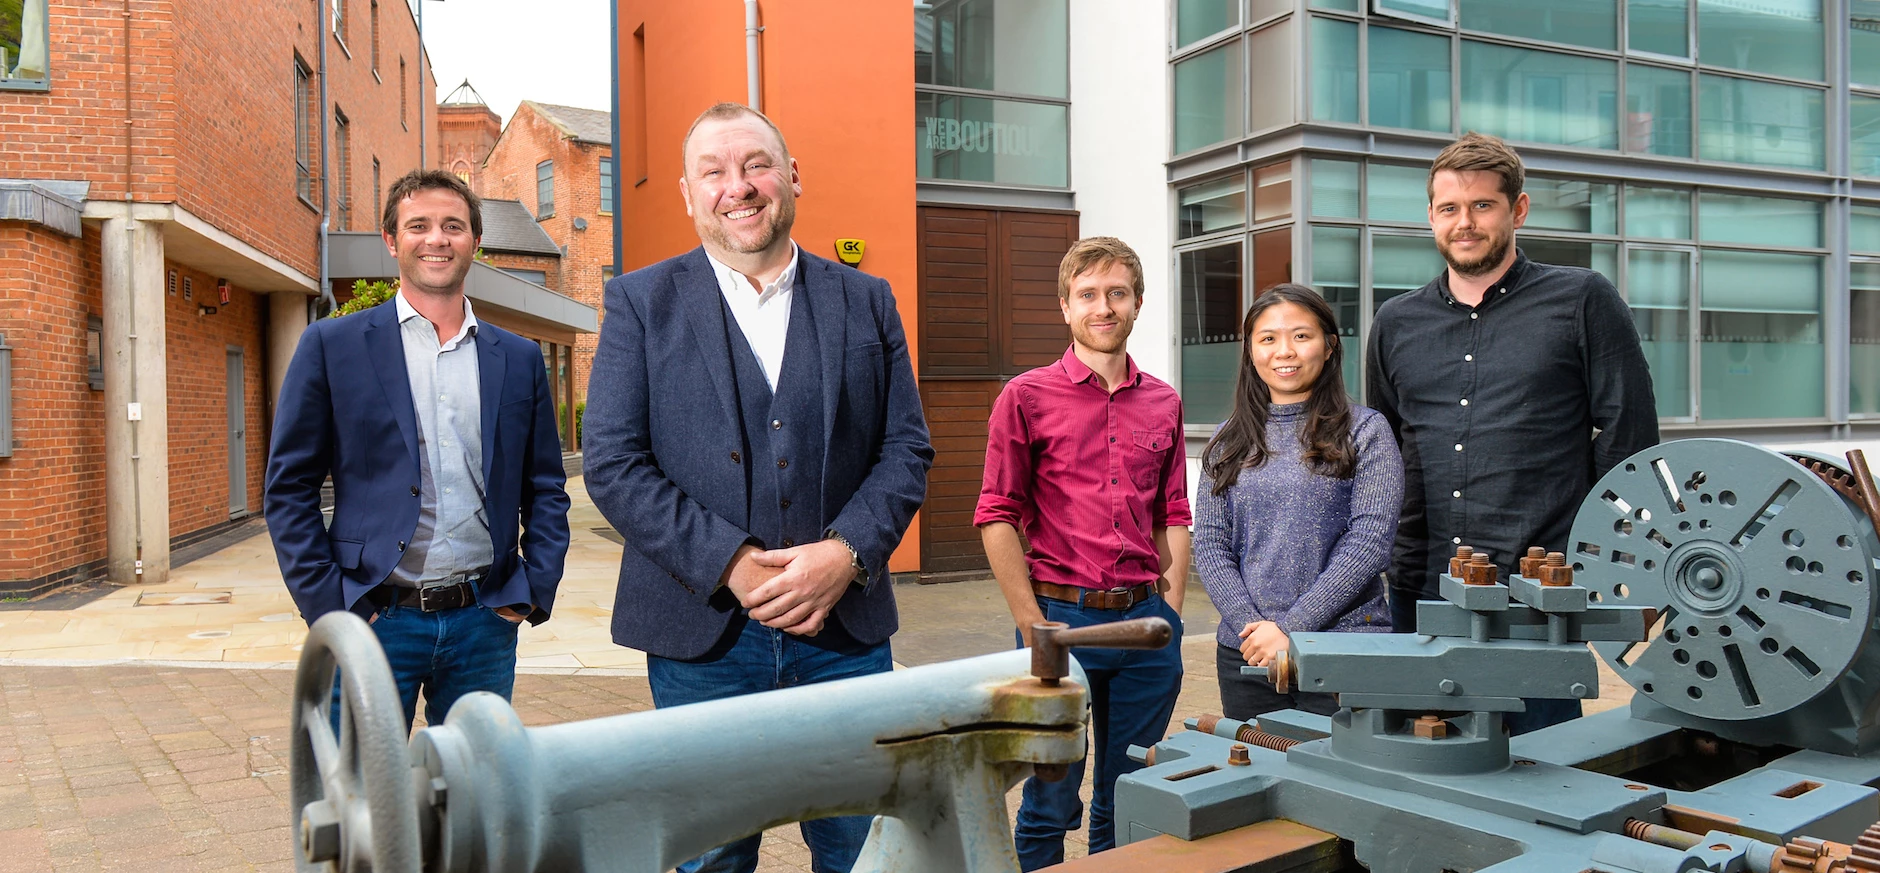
[614,0,922,572]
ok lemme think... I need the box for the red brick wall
[162,263,269,539]
[437,103,502,192]
[0,226,107,585]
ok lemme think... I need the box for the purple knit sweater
[1195,402,1402,649]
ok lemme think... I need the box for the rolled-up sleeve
[975,381,1032,529]
[1156,396,1193,527]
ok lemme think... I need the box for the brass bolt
[1538,551,1573,587]
[1462,553,1498,586]
[1412,715,1449,739]
[1227,744,1251,766]
[1520,546,1545,578]
[1449,545,1475,577]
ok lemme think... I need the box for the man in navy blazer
[584,103,931,873]
[266,169,570,730]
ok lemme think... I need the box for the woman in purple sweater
[1195,284,1403,719]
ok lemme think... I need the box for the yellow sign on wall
[834,238,866,266]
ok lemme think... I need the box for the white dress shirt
[706,243,800,392]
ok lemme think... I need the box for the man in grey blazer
[582,103,932,873]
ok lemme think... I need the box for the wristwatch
[825,529,866,583]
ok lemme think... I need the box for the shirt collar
[705,242,800,302]
[394,289,479,345]
[1435,249,1530,306]
[1059,345,1141,389]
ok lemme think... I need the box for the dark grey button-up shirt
[1365,251,1659,599]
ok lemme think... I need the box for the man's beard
[1072,319,1132,354]
[1439,231,1511,279]
[698,196,795,255]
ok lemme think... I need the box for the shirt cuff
[974,495,1025,528]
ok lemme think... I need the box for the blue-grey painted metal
[1112,439,1880,872]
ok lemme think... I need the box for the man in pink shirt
[975,236,1192,870]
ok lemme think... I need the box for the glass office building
[1171,0,1880,438]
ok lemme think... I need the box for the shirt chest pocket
[1129,429,1173,489]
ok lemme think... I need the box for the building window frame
[371,157,382,232]
[370,0,381,79]
[916,0,1073,190]
[599,153,613,216]
[334,108,352,231]
[331,0,350,52]
[294,57,316,207]
[0,0,50,92]
[536,160,555,219]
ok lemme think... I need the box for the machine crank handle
[1242,647,1296,695]
[1030,617,1173,686]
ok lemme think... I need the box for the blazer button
[730,451,741,464]
[410,485,420,497]
[780,498,791,509]
[771,419,782,430]
[777,458,788,469]
[397,541,407,551]
[781,538,795,548]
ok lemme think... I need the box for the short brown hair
[1428,132,1525,204]
[681,102,790,167]
[1057,236,1145,300]
[381,168,482,239]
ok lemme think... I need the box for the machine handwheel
[290,611,422,873]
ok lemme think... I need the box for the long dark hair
[1202,284,1357,495]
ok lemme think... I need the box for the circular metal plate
[1571,439,1876,721]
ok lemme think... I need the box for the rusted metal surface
[1227,744,1251,766]
[1234,724,1302,753]
[1268,649,1293,695]
[1449,544,1475,577]
[1537,551,1572,587]
[1624,818,1702,851]
[1036,819,1347,873]
[1848,820,1880,872]
[1845,450,1880,539]
[1030,618,1173,686]
[1772,833,1856,872]
[1412,715,1450,740]
[1462,553,1498,586]
[1519,546,1546,578]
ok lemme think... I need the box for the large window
[1697,0,1822,81]
[1173,41,1244,153]
[1461,42,1618,150]
[1178,176,1245,240]
[1176,0,1237,49]
[1,0,48,90]
[1309,17,1360,124]
[1626,64,1692,157]
[1854,260,1880,417]
[334,110,352,230]
[535,161,554,219]
[599,155,614,215]
[1179,244,1245,425]
[1176,159,1294,426]
[916,0,1070,186]
[1697,75,1824,170]
[1368,26,1449,133]
[295,59,314,203]
[1460,0,1616,50]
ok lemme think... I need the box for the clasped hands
[721,541,858,637]
[1239,620,1289,669]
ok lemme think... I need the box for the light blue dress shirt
[387,291,494,587]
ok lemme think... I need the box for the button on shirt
[707,243,799,392]
[388,292,494,587]
[1364,252,1658,598]
[976,347,1193,590]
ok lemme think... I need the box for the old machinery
[1094,439,1880,873]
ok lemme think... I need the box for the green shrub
[329,278,397,318]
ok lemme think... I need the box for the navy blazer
[264,300,571,625]
[583,247,933,660]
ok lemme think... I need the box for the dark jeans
[647,616,893,873]
[331,600,521,733]
[1215,645,1339,721]
[1013,594,1184,872]
[1390,589,1582,735]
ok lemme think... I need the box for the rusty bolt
[1227,744,1251,766]
[1520,546,1546,578]
[1034,763,1071,783]
[1538,552,1574,587]
[1462,553,1499,586]
[1449,545,1475,577]
[1412,715,1449,739]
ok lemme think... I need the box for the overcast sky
[424,0,615,125]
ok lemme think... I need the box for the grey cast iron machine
[1083,439,1880,873]
[287,598,1172,872]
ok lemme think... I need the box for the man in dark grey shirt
[1366,133,1658,733]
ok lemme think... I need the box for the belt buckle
[1103,585,1136,597]
[418,585,443,611]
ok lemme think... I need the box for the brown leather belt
[1030,578,1164,611]
[368,579,478,612]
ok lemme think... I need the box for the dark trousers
[647,617,893,873]
[1391,588,1582,735]
[1012,594,1184,871]
[1215,645,1340,721]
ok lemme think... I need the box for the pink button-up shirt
[975,347,1192,590]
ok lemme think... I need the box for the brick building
[435,79,501,192]
[0,0,592,595]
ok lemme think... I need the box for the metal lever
[1030,617,1173,686]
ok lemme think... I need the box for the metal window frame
[536,160,555,219]
[0,0,52,93]
[86,315,103,390]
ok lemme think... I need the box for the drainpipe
[122,0,143,575]
[745,0,762,111]
[318,0,334,313]
[418,0,427,169]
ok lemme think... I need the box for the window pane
[1310,17,1360,123]
[1854,1,1880,87]
[1627,248,1692,417]
[1629,0,1689,56]
[2,0,47,83]
[1521,239,1618,280]
[1254,162,1293,222]
[1367,163,1428,223]
[1699,250,1822,419]
[1378,0,1450,23]
[916,93,1070,187]
[916,0,1068,98]
[1625,64,1691,158]
[1253,227,1294,294]
[1460,0,1615,50]
[599,159,613,212]
[1697,0,1821,81]
[1311,159,1361,218]
[1697,75,1823,170]
[1373,233,1444,310]
[1524,177,1616,234]
[1697,192,1820,247]
[537,161,554,218]
[1174,41,1245,153]
[1369,26,1451,132]
[1853,261,1880,414]
[1180,244,1246,425]
[1461,42,1618,150]
[1177,0,1237,48]
[1625,185,1691,239]
[1247,20,1296,133]
[1851,95,1880,177]
[1310,0,1360,10]
[1179,176,1246,239]
[1311,226,1363,396]
[1852,204,1880,253]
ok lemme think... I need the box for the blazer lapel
[802,257,848,441]
[476,323,505,485]
[676,250,740,427]
[364,305,420,469]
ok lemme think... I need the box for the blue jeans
[647,617,893,873]
[332,601,521,733]
[1013,594,1183,871]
